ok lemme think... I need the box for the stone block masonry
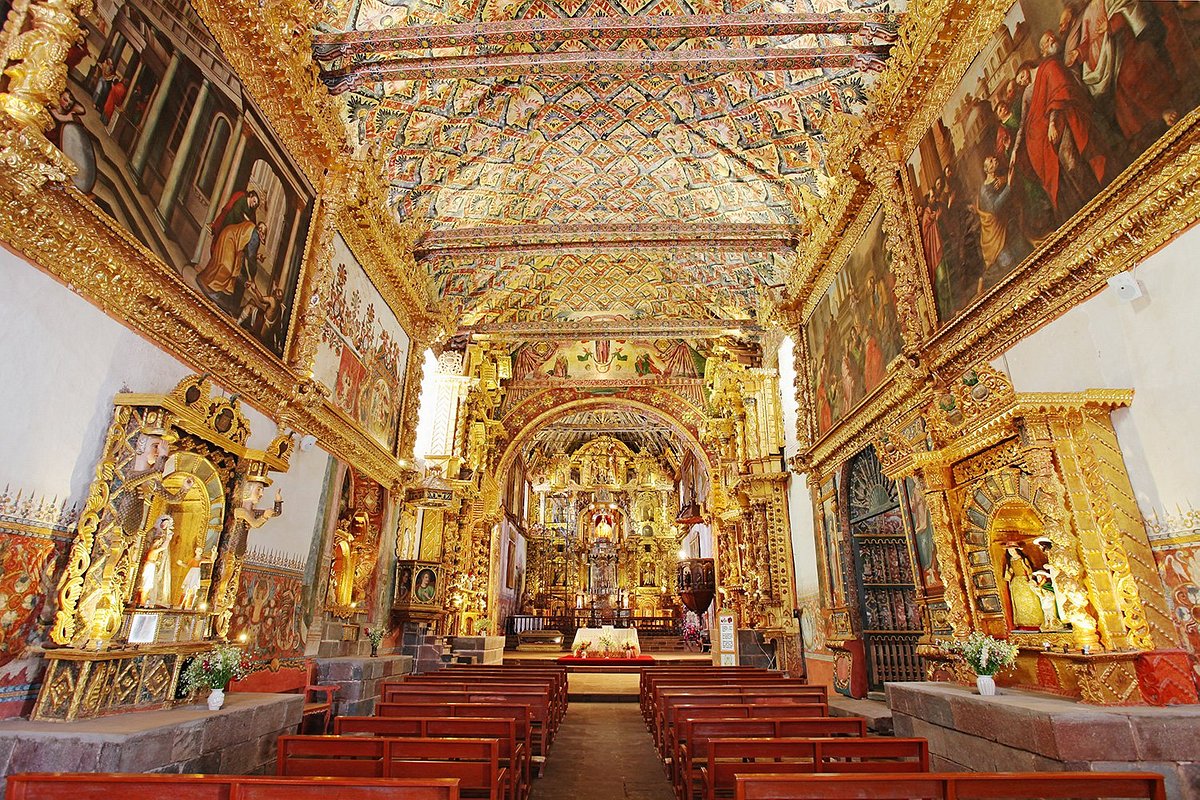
[314,654,413,717]
[0,692,303,784]
[887,682,1200,800]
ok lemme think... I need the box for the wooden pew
[733,772,1167,800]
[374,702,545,776]
[380,689,555,754]
[644,675,815,725]
[701,738,928,800]
[666,704,847,767]
[648,681,826,729]
[655,690,827,752]
[5,774,460,800]
[674,717,866,800]
[333,715,529,800]
[278,735,506,800]
[440,667,568,709]
[388,678,564,728]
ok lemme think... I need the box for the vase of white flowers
[180,644,250,711]
[941,632,1018,696]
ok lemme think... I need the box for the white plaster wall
[0,247,330,560]
[997,223,1200,523]
[787,472,819,595]
[778,336,802,460]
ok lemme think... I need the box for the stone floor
[532,703,674,800]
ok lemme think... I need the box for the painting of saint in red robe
[908,0,1200,324]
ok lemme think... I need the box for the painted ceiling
[523,407,683,467]
[317,0,903,330]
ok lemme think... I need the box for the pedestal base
[0,692,302,780]
[887,682,1200,800]
[314,654,412,717]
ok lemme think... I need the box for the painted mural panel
[52,0,315,356]
[804,210,902,436]
[908,0,1200,323]
[313,235,411,450]
[510,339,707,382]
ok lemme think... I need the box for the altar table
[570,625,640,653]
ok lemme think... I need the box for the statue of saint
[212,464,282,637]
[178,545,209,610]
[1003,545,1044,630]
[328,517,357,608]
[138,515,174,607]
[1032,569,1062,631]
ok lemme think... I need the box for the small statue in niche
[328,516,357,608]
[1033,536,1068,628]
[137,515,175,607]
[178,545,210,610]
[1032,569,1062,631]
[1003,545,1045,630]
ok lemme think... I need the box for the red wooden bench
[656,691,828,753]
[639,669,779,721]
[701,738,928,800]
[675,717,864,800]
[228,660,338,734]
[380,689,555,756]
[374,702,544,775]
[388,678,564,727]
[334,715,529,800]
[5,774,459,800]
[278,735,506,800]
[666,704,850,766]
[649,681,826,730]
[733,772,1167,800]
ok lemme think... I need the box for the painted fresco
[229,563,307,659]
[908,0,1200,323]
[0,489,77,717]
[52,0,315,356]
[1155,542,1200,666]
[313,235,411,450]
[511,339,707,382]
[805,210,902,436]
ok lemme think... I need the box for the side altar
[34,376,292,721]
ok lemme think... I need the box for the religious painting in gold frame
[803,206,903,438]
[47,0,316,358]
[904,0,1200,327]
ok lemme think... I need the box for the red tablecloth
[556,655,657,664]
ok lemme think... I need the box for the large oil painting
[908,0,1200,323]
[805,210,902,436]
[50,0,315,356]
[313,235,411,450]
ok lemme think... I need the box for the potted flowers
[574,640,591,658]
[942,632,1018,696]
[180,643,251,710]
[365,628,385,657]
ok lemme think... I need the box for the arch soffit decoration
[496,393,715,483]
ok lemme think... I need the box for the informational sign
[713,609,738,666]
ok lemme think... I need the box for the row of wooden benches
[636,664,1166,800]
[8,664,569,800]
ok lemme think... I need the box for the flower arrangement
[180,644,251,692]
[366,627,385,656]
[574,640,592,657]
[598,635,616,656]
[941,632,1018,677]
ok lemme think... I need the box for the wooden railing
[507,613,679,636]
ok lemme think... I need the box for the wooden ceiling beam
[313,12,900,59]
[416,223,802,258]
[320,45,890,91]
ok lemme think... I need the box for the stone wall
[888,682,1200,799]
[449,636,507,665]
[315,654,412,717]
[0,693,302,783]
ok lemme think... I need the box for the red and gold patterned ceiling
[316,0,902,329]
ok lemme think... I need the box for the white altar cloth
[571,626,640,652]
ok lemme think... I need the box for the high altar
[35,376,292,721]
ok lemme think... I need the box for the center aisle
[531,702,675,800]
